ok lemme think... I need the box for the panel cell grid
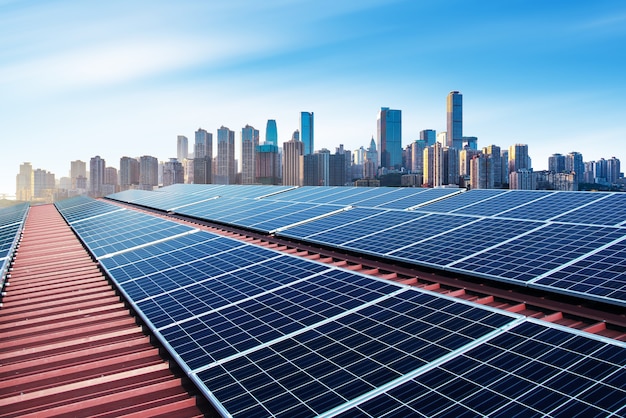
[449,223,626,283]
[160,270,399,369]
[416,189,507,213]
[135,256,331,329]
[277,207,383,240]
[534,239,626,305]
[497,191,605,221]
[389,218,543,267]
[195,291,515,418]
[551,192,626,226]
[343,213,471,255]
[339,321,626,417]
[451,190,552,217]
[374,187,461,210]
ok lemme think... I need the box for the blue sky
[2,0,626,196]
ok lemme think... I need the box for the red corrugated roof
[0,205,204,418]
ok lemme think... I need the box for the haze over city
[2,0,626,196]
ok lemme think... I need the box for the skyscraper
[70,160,86,191]
[300,112,314,155]
[89,156,105,197]
[216,126,236,185]
[566,152,584,184]
[241,124,259,184]
[177,135,188,162]
[446,91,462,149]
[283,138,304,186]
[195,128,212,159]
[548,153,566,173]
[377,107,402,169]
[265,120,278,147]
[508,144,531,174]
[482,145,503,188]
[419,129,436,146]
[119,157,139,191]
[162,158,184,186]
[139,155,159,190]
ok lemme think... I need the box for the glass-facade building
[300,112,314,155]
[447,91,463,149]
[377,107,402,169]
[265,120,278,147]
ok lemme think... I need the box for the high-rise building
[300,112,314,155]
[33,169,55,200]
[459,148,481,178]
[607,157,621,185]
[462,136,478,150]
[410,140,427,174]
[216,126,236,185]
[255,144,280,185]
[436,132,447,147]
[162,158,184,186]
[423,143,444,187]
[283,138,304,186]
[304,149,330,186]
[548,153,566,173]
[443,147,460,185]
[482,145,503,188]
[89,156,105,197]
[16,162,34,201]
[377,107,402,169]
[139,155,159,190]
[446,91,463,149]
[265,120,278,147]
[193,156,211,184]
[119,157,140,191]
[177,135,188,162]
[419,129,436,146]
[566,152,584,184]
[195,128,212,159]
[241,125,260,184]
[70,160,86,191]
[470,154,492,190]
[508,144,531,174]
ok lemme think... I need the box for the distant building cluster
[14,92,624,202]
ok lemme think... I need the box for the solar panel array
[0,202,29,287]
[56,195,626,417]
[105,185,626,308]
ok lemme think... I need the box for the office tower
[15,163,33,201]
[566,152,584,184]
[195,128,212,159]
[139,155,158,190]
[500,149,509,185]
[510,169,536,190]
[300,112,314,155]
[193,156,211,184]
[470,153,492,189]
[89,156,105,198]
[443,147,460,185]
[216,126,236,185]
[70,160,86,190]
[377,107,402,169]
[482,145,503,188]
[607,157,621,185]
[177,135,188,162]
[102,167,118,196]
[446,91,462,149]
[291,130,300,141]
[548,153,566,173]
[463,136,478,150]
[410,140,427,174]
[436,132,447,147]
[508,144,530,174]
[593,159,608,183]
[423,143,444,187]
[583,161,595,184]
[420,129,436,146]
[241,124,259,184]
[119,157,139,191]
[459,148,480,178]
[335,144,352,182]
[266,120,278,147]
[162,158,184,186]
[329,151,347,186]
[304,149,330,186]
[283,138,304,186]
[33,169,55,200]
[256,144,280,185]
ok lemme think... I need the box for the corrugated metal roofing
[0,205,204,418]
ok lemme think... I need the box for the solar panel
[451,190,553,217]
[448,223,626,284]
[532,238,626,306]
[56,196,122,223]
[336,320,626,417]
[496,191,607,221]
[375,187,461,210]
[550,192,626,226]
[388,217,545,268]
[414,189,507,213]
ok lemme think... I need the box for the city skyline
[2,0,626,196]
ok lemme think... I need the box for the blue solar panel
[533,238,626,306]
[374,187,461,210]
[56,196,122,223]
[550,192,626,226]
[496,191,606,221]
[342,213,472,256]
[451,190,553,217]
[337,320,626,417]
[415,189,507,213]
[388,217,544,268]
[449,223,626,284]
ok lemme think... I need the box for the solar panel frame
[450,190,554,217]
[495,191,607,221]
